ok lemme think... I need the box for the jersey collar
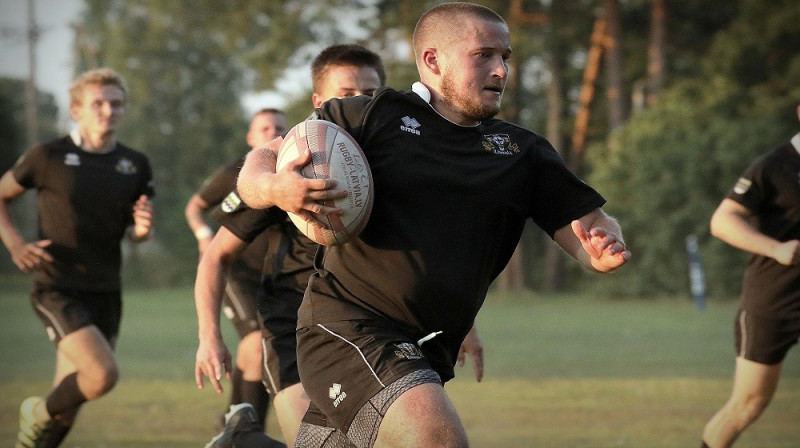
[792,132,800,156]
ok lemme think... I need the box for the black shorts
[259,283,304,395]
[30,285,121,346]
[295,319,440,434]
[735,309,800,364]
[222,262,262,338]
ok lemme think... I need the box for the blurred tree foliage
[0,77,59,276]
[2,0,798,295]
[586,0,800,297]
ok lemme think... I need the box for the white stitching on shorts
[316,323,386,388]
[34,302,66,339]
[261,337,279,394]
[738,310,748,358]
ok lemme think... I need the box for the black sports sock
[42,420,72,448]
[229,367,244,405]
[45,373,87,417]
[240,379,270,428]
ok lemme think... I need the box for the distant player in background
[0,68,154,448]
[700,105,800,448]
[186,108,288,430]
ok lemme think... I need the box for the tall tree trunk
[604,0,626,130]
[571,16,606,174]
[542,1,567,292]
[646,0,666,106]
[497,0,549,292]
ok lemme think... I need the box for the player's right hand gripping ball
[276,120,374,246]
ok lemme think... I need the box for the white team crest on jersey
[482,134,519,155]
[64,153,81,166]
[400,116,421,135]
[733,177,752,195]
[116,158,138,175]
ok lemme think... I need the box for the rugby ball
[275,120,373,246]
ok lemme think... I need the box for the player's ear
[312,93,324,109]
[421,48,441,75]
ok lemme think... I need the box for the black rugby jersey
[198,158,271,273]
[12,135,154,291]
[212,194,317,297]
[726,137,800,318]
[300,85,606,381]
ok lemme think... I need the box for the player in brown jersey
[186,108,288,430]
[700,105,800,448]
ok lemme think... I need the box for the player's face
[70,84,126,137]
[439,18,510,124]
[247,112,288,148]
[312,65,382,108]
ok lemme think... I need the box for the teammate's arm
[0,170,53,272]
[711,198,800,266]
[554,208,631,273]
[185,193,213,256]
[194,226,247,393]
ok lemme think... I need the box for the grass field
[1,286,798,447]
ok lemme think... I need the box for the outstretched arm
[554,208,631,273]
[236,138,347,227]
[194,226,247,393]
[711,198,800,266]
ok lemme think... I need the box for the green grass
[1,286,798,447]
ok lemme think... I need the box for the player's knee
[84,364,119,398]
[730,393,772,426]
[429,425,470,448]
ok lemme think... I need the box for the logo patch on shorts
[393,342,424,360]
[329,383,347,408]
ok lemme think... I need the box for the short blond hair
[413,2,506,62]
[69,68,128,106]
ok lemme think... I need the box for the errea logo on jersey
[329,383,347,408]
[400,116,421,135]
[482,134,519,155]
[64,153,81,166]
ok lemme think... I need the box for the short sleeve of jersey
[725,153,770,213]
[528,137,606,236]
[197,160,241,206]
[11,143,49,188]
[212,190,287,243]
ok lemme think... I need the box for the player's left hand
[571,220,631,272]
[195,337,233,394]
[457,325,484,382]
[131,195,153,241]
